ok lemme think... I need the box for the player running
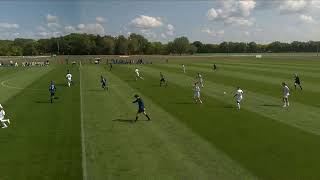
[193,82,203,104]
[182,64,186,73]
[233,87,244,110]
[294,74,302,90]
[282,82,290,107]
[135,67,144,81]
[109,63,113,71]
[132,94,151,122]
[100,75,108,90]
[197,73,204,87]
[213,64,217,71]
[160,72,168,87]
[66,70,72,87]
[49,81,56,103]
[0,104,10,128]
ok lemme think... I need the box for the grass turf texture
[0,55,320,179]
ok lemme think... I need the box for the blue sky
[0,0,320,43]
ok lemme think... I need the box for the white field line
[1,78,45,91]
[79,62,88,180]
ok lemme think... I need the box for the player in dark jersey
[109,63,113,71]
[160,72,167,87]
[213,64,217,71]
[294,74,302,90]
[49,81,56,103]
[100,75,108,90]
[132,94,151,122]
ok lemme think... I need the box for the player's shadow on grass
[112,119,134,123]
[35,100,52,104]
[174,102,194,105]
[223,105,236,109]
[261,104,281,107]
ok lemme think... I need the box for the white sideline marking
[80,62,88,180]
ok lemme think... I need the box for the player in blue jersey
[132,94,151,122]
[49,81,56,103]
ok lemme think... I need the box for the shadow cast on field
[35,100,51,104]
[223,105,236,109]
[261,104,281,107]
[174,102,194,105]
[112,119,134,123]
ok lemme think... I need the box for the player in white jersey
[0,104,10,128]
[282,82,290,107]
[233,87,244,110]
[193,82,203,104]
[197,73,204,87]
[182,64,186,73]
[135,68,144,81]
[66,70,72,87]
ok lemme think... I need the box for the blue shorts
[137,108,145,113]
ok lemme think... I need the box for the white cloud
[238,0,256,17]
[166,24,175,36]
[46,14,58,23]
[161,33,167,39]
[64,26,76,33]
[47,22,60,29]
[140,29,157,39]
[0,22,19,29]
[201,28,225,37]
[74,23,105,35]
[207,8,219,20]
[207,0,256,26]
[96,16,106,23]
[279,0,308,14]
[225,17,254,26]
[300,14,316,24]
[130,15,163,29]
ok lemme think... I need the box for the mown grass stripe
[79,62,88,180]
[157,63,319,108]
[82,65,256,179]
[191,62,320,79]
[163,63,320,94]
[139,64,320,136]
[112,64,320,179]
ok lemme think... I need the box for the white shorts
[283,94,290,98]
[194,92,200,98]
[237,97,242,103]
[136,73,140,77]
[67,78,72,82]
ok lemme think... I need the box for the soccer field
[0,55,320,179]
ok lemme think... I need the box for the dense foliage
[0,33,319,56]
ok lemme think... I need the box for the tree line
[0,33,319,56]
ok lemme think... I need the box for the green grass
[0,55,320,179]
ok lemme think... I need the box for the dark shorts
[137,108,145,113]
[295,81,300,85]
[50,92,55,97]
[160,78,165,82]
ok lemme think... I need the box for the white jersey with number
[66,73,72,81]
[198,74,203,82]
[236,89,243,101]
[0,110,5,120]
[283,85,290,97]
[135,69,140,76]
[194,85,201,97]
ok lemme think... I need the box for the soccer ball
[223,91,227,95]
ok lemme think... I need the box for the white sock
[237,103,241,109]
